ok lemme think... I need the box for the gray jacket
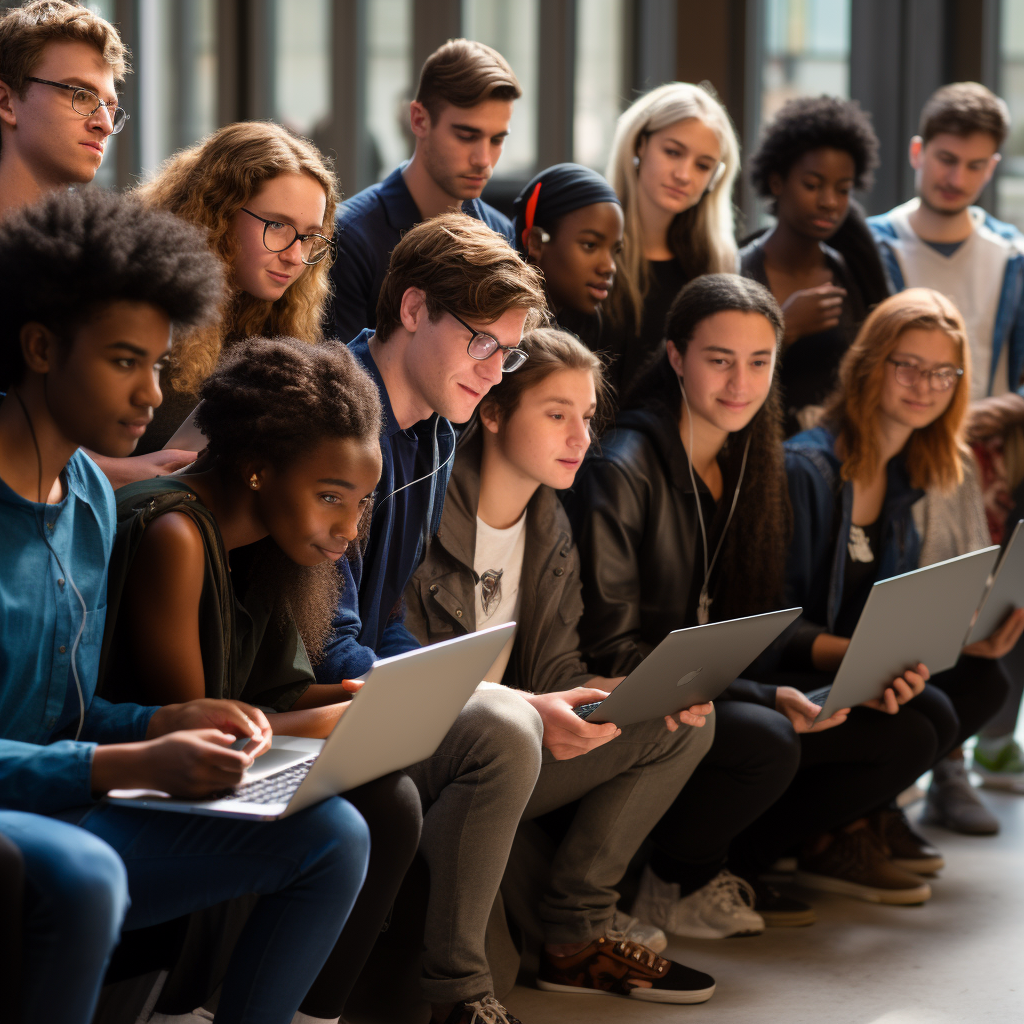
[404,428,594,694]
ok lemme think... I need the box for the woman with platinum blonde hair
[602,82,741,397]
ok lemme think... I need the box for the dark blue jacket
[783,425,923,669]
[329,165,514,343]
[317,332,457,679]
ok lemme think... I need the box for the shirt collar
[379,162,477,230]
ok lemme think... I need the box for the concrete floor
[503,785,1024,1024]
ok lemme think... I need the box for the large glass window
[271,0,331,138]
[1000,0,1024,230]
[762,0,851,125]
[366,0,413,182]
[574,0,627,171]
[135,0,216,180]
[462,0,539,177]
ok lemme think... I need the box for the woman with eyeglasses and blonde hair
[93,121,340,487]
[756,288,1021,897]
[600,82,741,397]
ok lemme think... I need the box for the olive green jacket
[405,428,594,694]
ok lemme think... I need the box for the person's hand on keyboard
[520,687,619,761]
[776,686,849,733]
[146,698,272,757]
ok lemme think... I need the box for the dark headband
[512,163,621,253]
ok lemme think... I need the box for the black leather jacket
[562,405,776,707]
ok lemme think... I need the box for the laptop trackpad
[243,745,317,781]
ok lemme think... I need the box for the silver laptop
[574,608,802,728]
[106,622,516,820]
[966,522,1024,644]
[811,547,999,722]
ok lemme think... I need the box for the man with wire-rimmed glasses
[0,1,128,221]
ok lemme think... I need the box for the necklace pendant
[697,590,711,626]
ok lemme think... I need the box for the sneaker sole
[891,856,945,874]
[975,772,1024,794]
[920,809,999,836]
[536,979,716,1004]
[760,908,817,927]
[793,870,931,905]
[664,923,763,940]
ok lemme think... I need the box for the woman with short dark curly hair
[739,95,886,437]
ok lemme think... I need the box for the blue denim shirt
[0,450,156,813]
[328,164,514,344]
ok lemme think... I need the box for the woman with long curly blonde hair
[132,120,340,454]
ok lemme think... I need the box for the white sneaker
[606,908,667,953]
[632,867,764,939]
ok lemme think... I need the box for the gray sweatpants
[404,687,714,1003]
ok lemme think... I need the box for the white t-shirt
[474,511,527,683]
[884,200,1017,399]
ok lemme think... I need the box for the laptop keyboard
[806,688,831,708]
[214,757,317,805]
[573,701,603,720]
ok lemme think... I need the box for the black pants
[648,700,800,894]
[300,770,423,1019]
[925,654,1010,754]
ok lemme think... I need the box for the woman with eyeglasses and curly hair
[95,121,340,488]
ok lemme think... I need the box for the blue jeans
[4,797,370,1024]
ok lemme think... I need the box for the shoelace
[462,995,516,1024]
[704,869,757,913]
[605,913,643,942]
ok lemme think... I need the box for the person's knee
[298,796,372,882]
[350,771,423,863]
[26,829,129,949]
[460,687,544,772]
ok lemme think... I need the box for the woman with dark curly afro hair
[739,95,887,436]
[100,336,436,1019]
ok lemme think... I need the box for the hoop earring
[249,474,259,490]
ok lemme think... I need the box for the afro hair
[0,187,224,390]
[750,95,879,198]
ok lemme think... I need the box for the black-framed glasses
[239,208,335,265]
[24,77,128,134]
[887,358,964,392]
[444,307,528,372]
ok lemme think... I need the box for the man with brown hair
[0,0,128,219]
[870,83,1024,828]
[330,39,521,342]
[304,214,716,1024]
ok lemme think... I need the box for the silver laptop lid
[966,522,1024,645]
[817,546,999,722]
[585,608,801,728]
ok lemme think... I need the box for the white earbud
[539,230,551,243]
[633,154,640,169]
[706,162,726,193]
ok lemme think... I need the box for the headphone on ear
[706,161,726,193]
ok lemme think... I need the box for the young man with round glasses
[0,0,128,220]
[301,215,714,1023]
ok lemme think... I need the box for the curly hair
[0,187,223,390]
[750,95,879,198]
[193,335,383,661]
[624,274,792,619]
[135,121,339,396]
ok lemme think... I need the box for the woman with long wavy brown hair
[132,120,340,455]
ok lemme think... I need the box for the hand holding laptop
[963,607,1024,660]
[777,687,849,733]
[522,687,620,760]
[859,662,929,715]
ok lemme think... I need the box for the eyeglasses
[887,358,964,392]
[25,77,128,134]
[239,208,336,265]
[444,307,528,372]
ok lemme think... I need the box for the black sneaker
[751,879,816,927]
